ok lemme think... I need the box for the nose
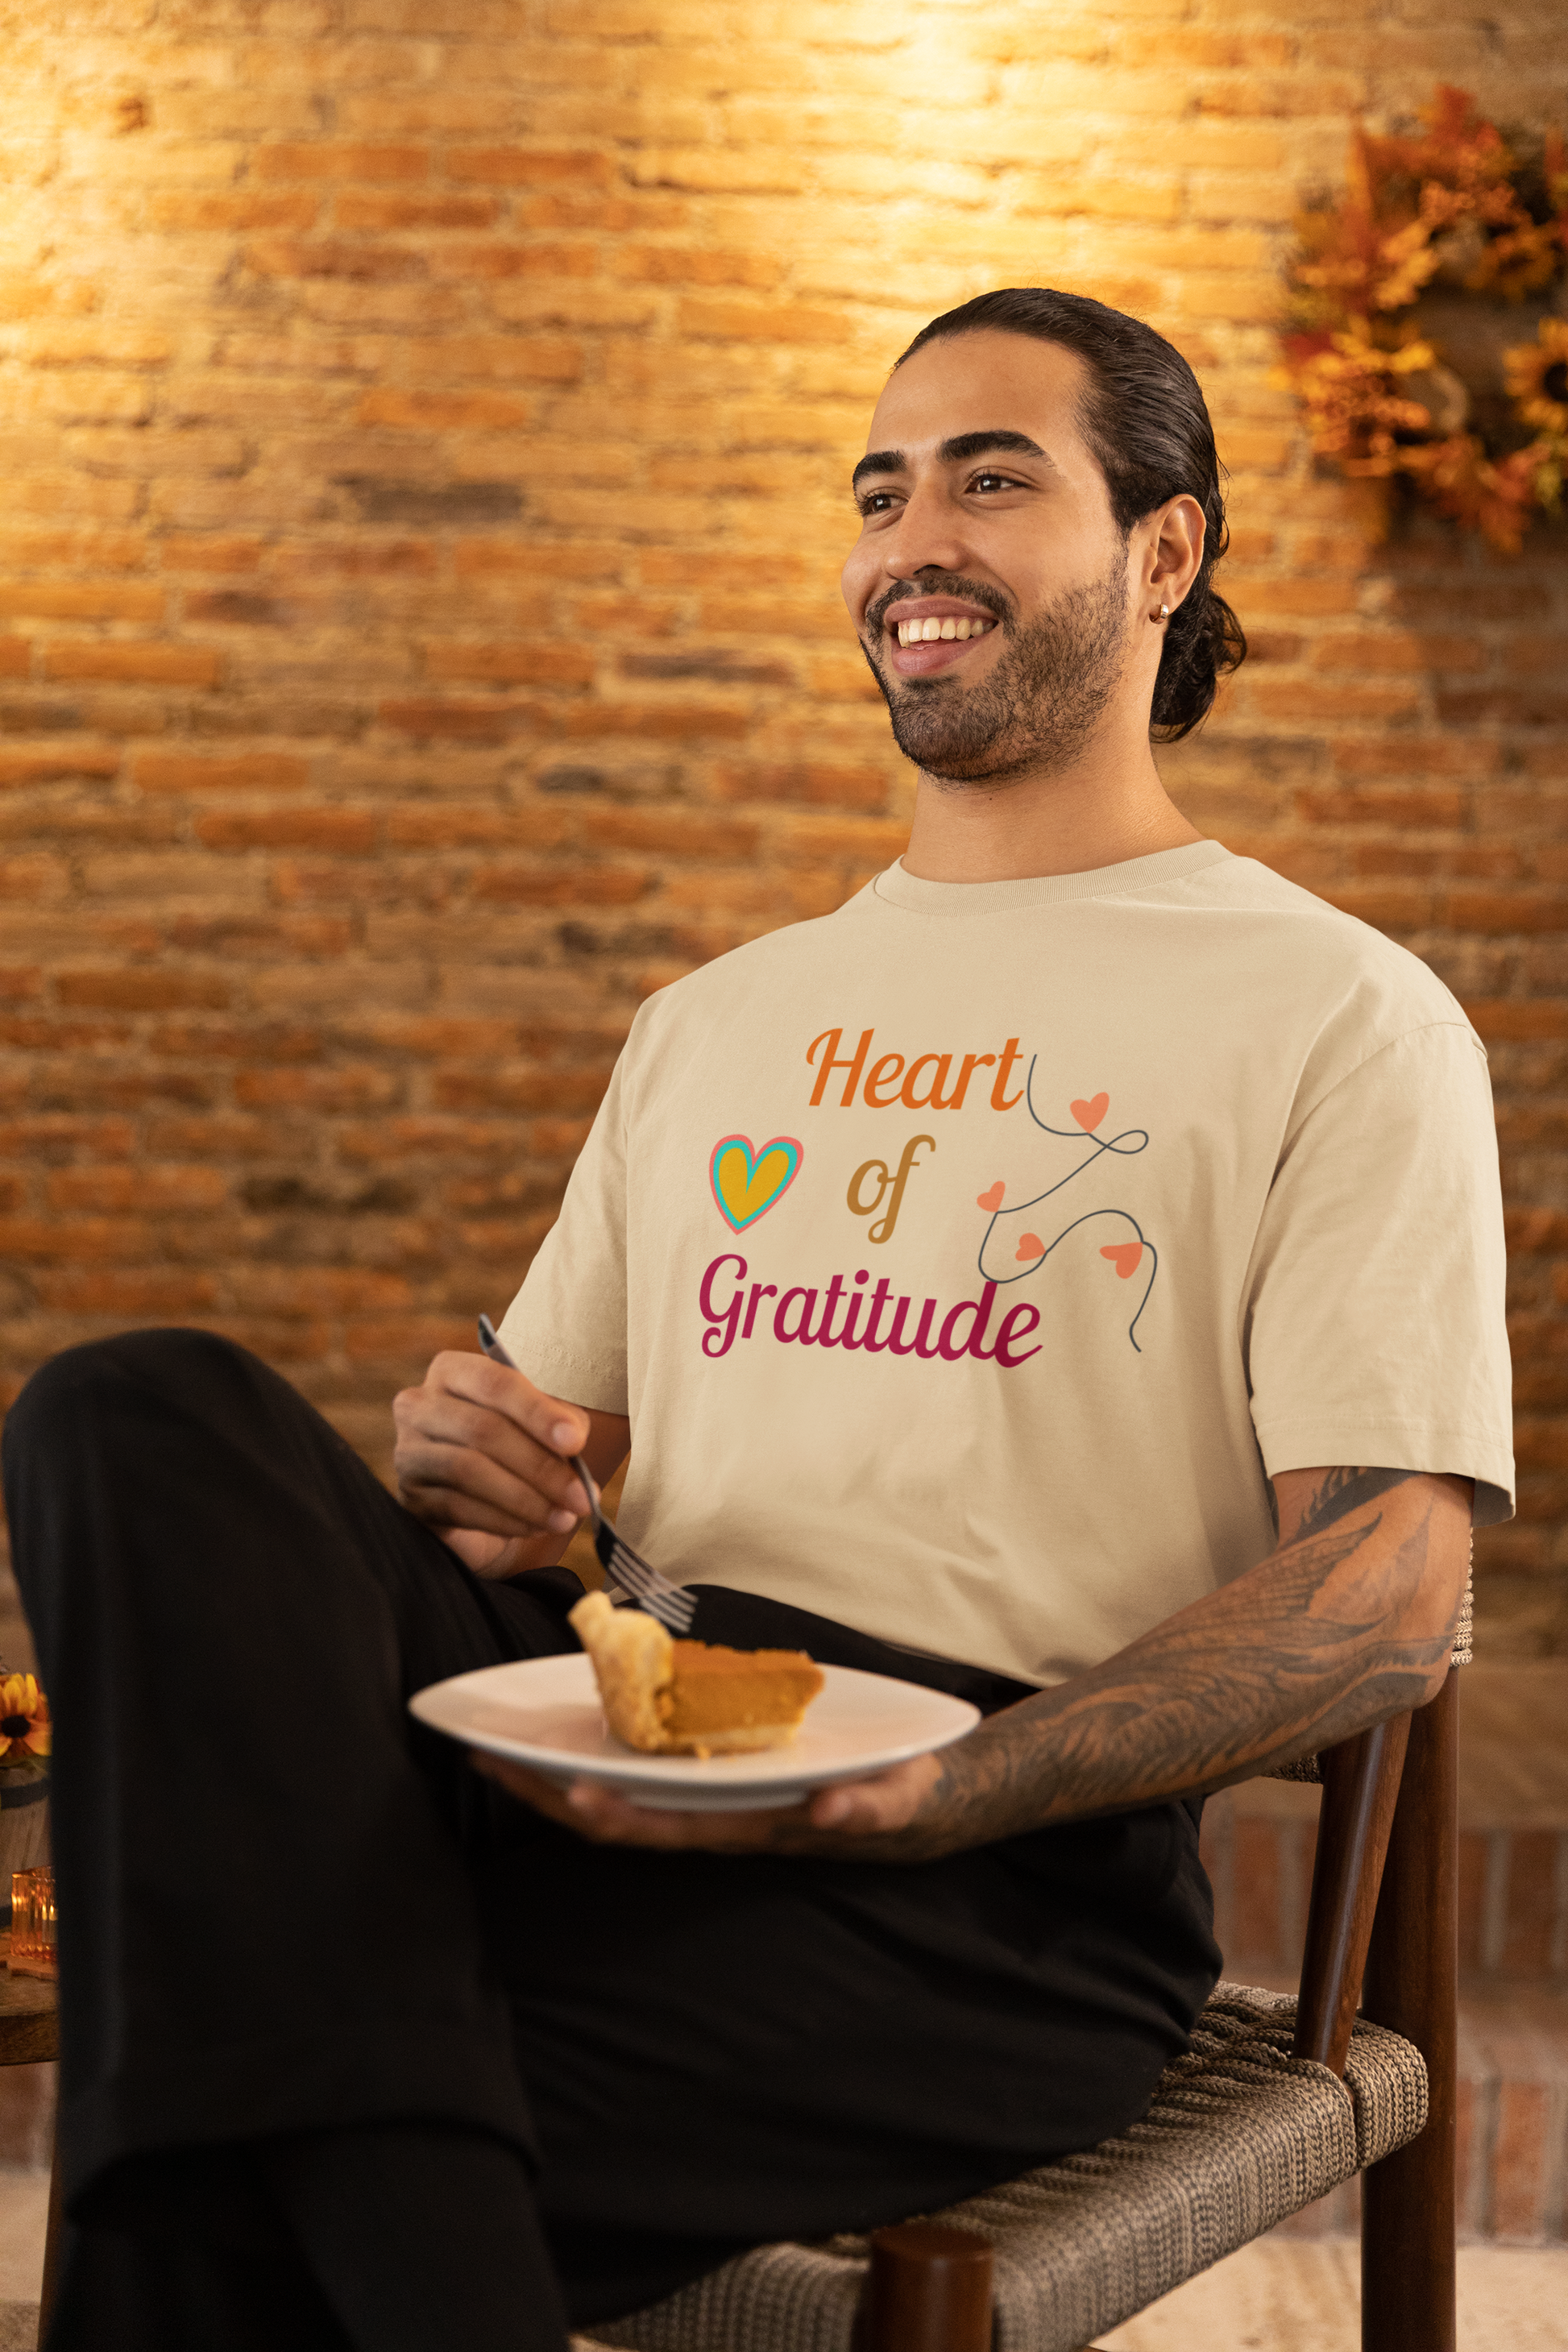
[880,478,973,584]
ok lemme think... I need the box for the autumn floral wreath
[1278,86,1568,552]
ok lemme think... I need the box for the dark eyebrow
[938,429,1048,466]
[851,446,905,491]
[850,429,1051,494]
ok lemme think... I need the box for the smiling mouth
[879,603,1001,680]
[893,616,995,646]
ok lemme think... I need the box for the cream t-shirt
[500,842,1513,1688]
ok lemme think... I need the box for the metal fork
[476,1316,695,1633]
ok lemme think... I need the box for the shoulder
[1189,851,1472,1048]
[620,890,873,1057]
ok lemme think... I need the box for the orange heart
[977,1180,1005,1210]
[1101,1242,1143,1280]
[1071,1092,1110,1131]
[1016,1232,1044,1262]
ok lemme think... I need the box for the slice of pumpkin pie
[570,1590,824,1758]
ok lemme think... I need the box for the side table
[0,1936,57,2350]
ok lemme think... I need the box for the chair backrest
[1290,1661,1462,2352]
[1359,1671,1461,2352]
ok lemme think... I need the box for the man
[5,288,1512,2352]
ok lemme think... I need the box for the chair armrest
[1291,1711,1412,2075]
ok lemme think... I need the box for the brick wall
[0,1,1564,1651]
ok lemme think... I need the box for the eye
[857,489,900,516]
[969,471,1022,496]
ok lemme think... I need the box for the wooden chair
[578,1651,1464,2352]
[26,1654,1460,2352]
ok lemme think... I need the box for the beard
[861,559,1132,785]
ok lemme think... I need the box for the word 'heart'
[1071,1092,1110,1132]
[710,1135,803,1233]
[1016,1233,1045,1263]
[977,1180,1005,1211]
[1101,1242,1143,1280]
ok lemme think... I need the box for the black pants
[3,1330,1220,2342]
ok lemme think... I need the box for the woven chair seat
[581,1982,1428,2352]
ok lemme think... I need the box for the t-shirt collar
[871,840,1232,916]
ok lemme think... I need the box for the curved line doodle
[974,1056,1159,1351]
[1023,1053,1149,1169]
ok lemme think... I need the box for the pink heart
[1015,1232,1044,1262]
[977,1180,1004,1210]
[1071,1092,1110,1131]
[1101,1242,1143,1280]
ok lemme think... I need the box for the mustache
[864,575,1012,639]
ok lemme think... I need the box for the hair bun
[1153,582,1247,739]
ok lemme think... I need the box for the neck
[899,722,1201,886]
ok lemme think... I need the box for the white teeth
[894,616,991,646]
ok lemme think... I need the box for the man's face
[840,330,1138,785]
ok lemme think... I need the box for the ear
[1143,496,1206,617]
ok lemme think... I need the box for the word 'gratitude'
[699,1252,1042,1368]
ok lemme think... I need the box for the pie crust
[569,1591,823,1757]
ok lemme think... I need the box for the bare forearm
[480,1466,1471,1869]
[817,1468,1469,1864]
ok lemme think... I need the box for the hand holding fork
[476,1317,694,1633]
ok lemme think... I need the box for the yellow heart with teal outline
[709,1134,803,1232]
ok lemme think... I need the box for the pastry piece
[569,1591,674,1753]
[570,1590,823,1757]
[659,1639,825,1754]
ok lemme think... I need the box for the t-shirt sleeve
[1244,1019,1514,1524]
[495,1047,631,1417]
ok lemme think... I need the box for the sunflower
[0,1676,50,1765]
[1506,317,1568,438]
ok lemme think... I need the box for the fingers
[471,1754,675,1842]
[396,1441,579,1540]
[471,1754,595,1828]
[436,1529,528,1578]
[809,1782,890,1833]
[429,1349,591,1462]
[469,1753,814,1851]
[393,1352,591,1538]
[808,1754,941,1834]
[467,1748,941,1854]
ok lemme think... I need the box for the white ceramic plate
[409,1653,981,1811]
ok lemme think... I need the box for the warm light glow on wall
[0,4,1562,1651]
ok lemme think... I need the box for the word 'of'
[699,1252,1043,1368]
[845,1134,934,1243]
[807,1028,1025,1112]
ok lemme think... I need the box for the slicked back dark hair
[895,287,1247,742]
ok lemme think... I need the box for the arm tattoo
[1292,1464,1419,1541]
[778,1466,1461,1866]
